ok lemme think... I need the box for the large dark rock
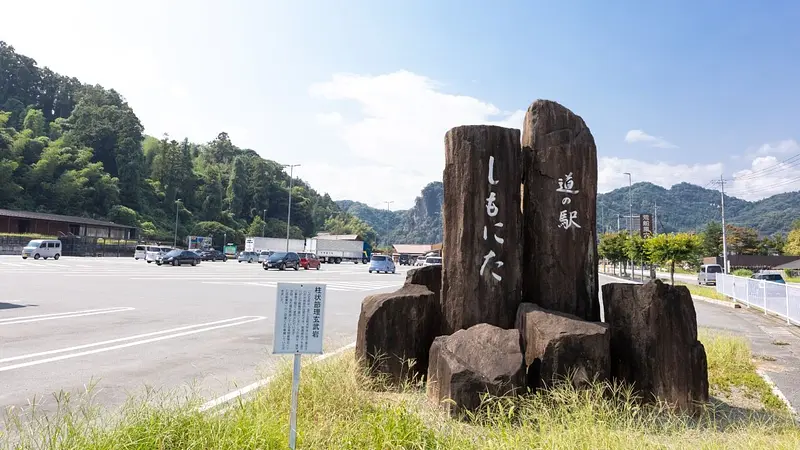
[442,125,523,333]
[521,100,600,321]
[405,264,442,306]
[602,280,709,411]
[426,323,525,417]
[515,303,609,390]
[355,284,438,386]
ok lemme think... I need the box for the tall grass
[4,331,798,449]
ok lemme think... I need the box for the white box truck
[245,237,305,253]
[306,237,365,264]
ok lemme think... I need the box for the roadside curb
[692,295,741,309]
[198,342,356,414]
[756,369,798,419]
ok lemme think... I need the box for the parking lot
[0,256,407,416]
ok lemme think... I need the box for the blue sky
[3,0,799,208]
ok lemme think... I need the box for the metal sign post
[273,283,326,450]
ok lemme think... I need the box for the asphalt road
[0,256,406,418]
[2,261,795,422]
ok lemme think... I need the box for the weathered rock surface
[521,100,600,321]
[427,323,525,417]
[355,284,438,385]
[515,303,609,390]
[442,125,523,333]
[602,280,709,411]
[405,264,442,306]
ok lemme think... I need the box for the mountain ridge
[339,181,800,243]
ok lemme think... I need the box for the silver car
[237,251,259,263]
[258,250,273,263]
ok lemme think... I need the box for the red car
[298,252,321,270]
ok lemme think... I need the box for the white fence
[716,274,800,326]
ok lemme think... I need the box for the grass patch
[699,329,787,412]
[674,281,732,302]
[0,232,57,240]
[4,331,798,449]
[784,275,800,283]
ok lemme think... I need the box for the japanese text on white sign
[273,283,326,354]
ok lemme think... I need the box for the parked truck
[245,237,305,253]
[306,237,367,264]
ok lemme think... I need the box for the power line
[730,153,800,182]
[725,175,800,197]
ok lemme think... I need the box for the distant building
[703,255,800,271]
[392,244,433,256]
[0,208,137,240]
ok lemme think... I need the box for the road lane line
[0,316,267,372]
[0,316,263,364]
[0,307,134,324]
[198,342,356,413]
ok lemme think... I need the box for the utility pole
[719,175,729,274]
[617,214,620,232]
[384,201,394,249]
[283,164,301,252]
[623,172,633,239]
[600,203,605,234]
[654,201,658,235]
[173,199,181,247]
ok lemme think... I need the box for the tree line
[0,41,377,247]
[599,220,800,284]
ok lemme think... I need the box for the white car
[415,256,426,266]
[423,256,442,266]
[145,246,171,263]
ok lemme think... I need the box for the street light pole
[719,175,729,274]
[283,164,300,252]
[384,201,394,249]
[262,209,267,237]
[173,199,181,248]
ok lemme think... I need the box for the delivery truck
[306,237,367,264]
[245,237,305,253]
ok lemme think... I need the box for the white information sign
[272,283,326,355]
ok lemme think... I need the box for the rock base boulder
[356,284,438,386]
[602,280,709,412]
[515,303,609,390]
[427,323,525,417]
[405,265,442,305]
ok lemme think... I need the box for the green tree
[699,221,723,257]
[191,221,240,247]
[107,205,139,227]
[22,109,46,137]
[726,224,759,255]
[246,216,266,237]
[598,232,628,275]
[645,232,702,285]
[226,156,248,218]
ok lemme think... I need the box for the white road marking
[0,307,134,325]
[198,342,356,413]
[0,316,266,372]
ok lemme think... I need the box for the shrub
[732,269,753,277]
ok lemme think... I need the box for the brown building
[0,208,137,240]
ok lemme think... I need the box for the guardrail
[716,274,800,326]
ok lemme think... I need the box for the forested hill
[342,180,800,243]
[0,41,377,246]
[337,181,443,245]
[597,182,800,236]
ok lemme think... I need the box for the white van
[21,239,62,260]
[145,246,171,263]
[134,245,147,260]
[698,264,723,285]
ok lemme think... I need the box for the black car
[263,251,300,271]
[199,249,227,262]
[157,249,202,266]
[398,254,411,266]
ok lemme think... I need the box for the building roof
[393,244,432,254]
[0,208,136,229]
[315,234,362,241]
[774,259,800,270]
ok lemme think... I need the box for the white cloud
[755,139,799,156]
[598,157,722,194]
[624,129,678,149]
[307,71,524,207]
[727,154,800,200]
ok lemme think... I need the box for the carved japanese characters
[442,125,523,333]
